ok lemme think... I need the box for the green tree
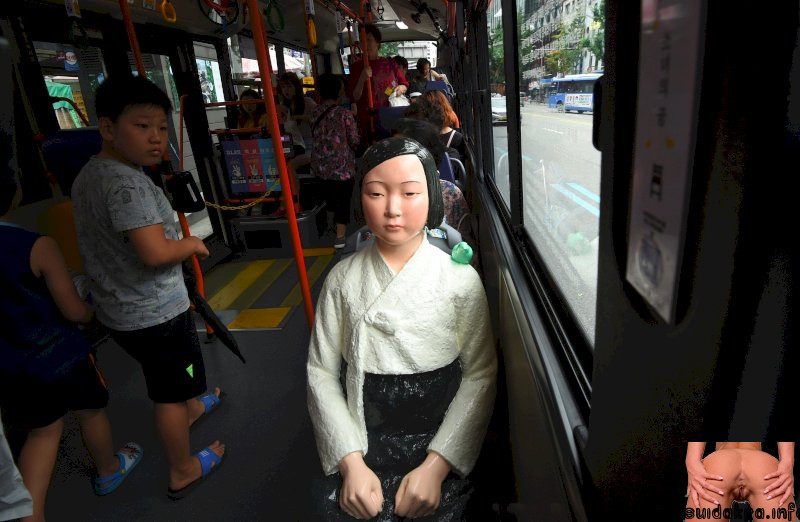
[488,26,505,86]
[517,10,533,88]
[581,0,605,65]
[379,41,401,57]
[546,17,583,75]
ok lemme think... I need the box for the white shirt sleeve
[306,273,365,475]
[428,268,497,477]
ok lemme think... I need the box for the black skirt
[313,359,476,521]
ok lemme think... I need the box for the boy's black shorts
[0,354,109,433]
[109,309,207,403]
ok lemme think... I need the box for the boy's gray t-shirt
[72,156,190,331]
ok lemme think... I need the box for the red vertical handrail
[118,1,210,332]
[245,0,315,328]
[359,0,374,134]
[118,0,145,76]
[445,0,456,38]
[317,0,361,21]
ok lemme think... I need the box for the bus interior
[0,0,798,521]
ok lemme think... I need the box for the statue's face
[362,155,429,250]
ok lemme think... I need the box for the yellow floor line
[228,258,292,311]
[203,260,254,300]
[207,260,274,311]
[227,307,291,329]
[302,247,335,257]
[281,254,334,307]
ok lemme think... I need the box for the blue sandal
[192,391,225,429]
[92,442,143,496]
[167,446,224,500]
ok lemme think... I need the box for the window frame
[473,0,597,410]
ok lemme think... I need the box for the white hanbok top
[307,236,497,477]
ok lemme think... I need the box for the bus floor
[44,267,329,520]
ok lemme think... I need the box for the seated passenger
[393,118,469,227]
[1,173,143,521]
[307,137,496,520]
[686,442,795,521]
[237,88,268,129]
[410,58,447,94]
[310,73,360,249]
[278,72,317,147]
[405,92,466,162]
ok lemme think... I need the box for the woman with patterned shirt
[311,74,361,248]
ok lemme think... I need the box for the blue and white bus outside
[547,72,603,113]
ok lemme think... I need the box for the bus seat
[438,151,456,183]
[342,221,463,258]
[423,80,454,103]
[40,128,102,197]
[450,156,467,191]
[376,106,408,139]
[37,200,82,272]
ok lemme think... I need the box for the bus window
[229,35,280,83]
[283,47,313,78]
[194,42,226,104]
[517,1,605,344]
[486,0,511,208]
[34,42,106,128]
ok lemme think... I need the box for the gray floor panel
[46,308,324,521]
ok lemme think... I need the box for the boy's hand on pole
[191,237,210,260]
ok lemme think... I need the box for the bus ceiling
[42,0,445,44]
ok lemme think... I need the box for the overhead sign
[625,0,706,323]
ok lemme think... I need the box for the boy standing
[0,176,143,521]
[72,75,224,499]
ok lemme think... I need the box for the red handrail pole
[359,0,374,134]
[316,0,362,22]
[246,0,315,329]
[118,0,146,76]
[446,0,456,38]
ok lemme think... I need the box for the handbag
[166,170,206,213]
[388,91,410,107]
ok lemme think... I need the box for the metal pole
[359,0,374,134]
